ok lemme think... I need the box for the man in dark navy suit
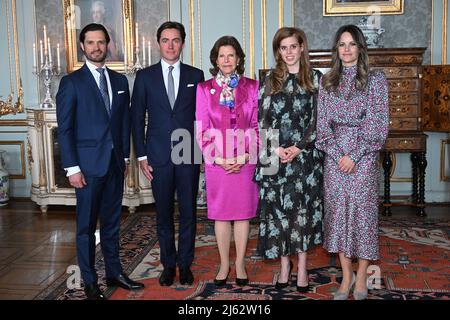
[131,21,204,286]
[56,23,144,300]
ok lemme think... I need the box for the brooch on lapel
[210,88,216,95]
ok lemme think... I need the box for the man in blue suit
[131,21,204,286]
[56,23,144,300]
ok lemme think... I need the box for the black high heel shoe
[236,268,249,286]
[214,268,230,287]
[275,260,293,290]
[296,269,309,293]
[296,283,309,293]
[235,277,249,286]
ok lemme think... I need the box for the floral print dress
[254,71,324,259]
[315,65,389,260]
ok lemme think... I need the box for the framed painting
[63,0,133,72]
[323,0,404,16]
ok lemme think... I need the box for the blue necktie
[167,65,175,109]
[96,68,111,117]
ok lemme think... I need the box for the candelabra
[125,23,152,75]
[33,57,61,108]
[125,48,144,75]
[33,26,62,108]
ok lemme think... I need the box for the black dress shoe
[106,273,145,290]
[179,267,194,285]
[84,283,106,300]
[275,260,293,290]
[159,267,176,286]
[214,269,230,287]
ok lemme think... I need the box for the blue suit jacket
[131,61,204,167]
[56,64,131,177]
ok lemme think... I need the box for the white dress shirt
[161,58,181,101]
[138,59,181,163]
[85,60,113,106]
[64,61,127,176]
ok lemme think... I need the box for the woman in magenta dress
[196,36,259,286]
[316,25,389,300]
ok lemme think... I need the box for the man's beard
[83,49,107,63]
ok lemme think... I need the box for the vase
[0,150,9,206]
[357,16,385,48]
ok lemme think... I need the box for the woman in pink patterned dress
[316,25,389,300]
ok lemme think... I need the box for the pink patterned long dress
[315,65,389,260]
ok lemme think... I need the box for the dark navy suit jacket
[131,61,204,166]
[56,64,131,177]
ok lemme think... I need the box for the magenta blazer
[195,76,259,165]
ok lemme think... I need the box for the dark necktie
[96,67,111,116]
[167,65,175,109]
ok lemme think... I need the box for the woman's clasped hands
[275,146,301,163]
[215,153,249,174]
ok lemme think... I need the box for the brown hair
[157,21,186,44]
[79,23,110,44]
[322,24,369,93]
[209,36,246,76]
[269,27,314,95]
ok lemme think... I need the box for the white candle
[48,38,52,65]
[39,40,44,65]
[33,43,37,68]
[142,36,146,66]
[43,25,47,54]
[57,43,61,69]
[135,23,139,49]
[148,41,151,66]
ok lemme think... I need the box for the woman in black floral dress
[254,27,323,292]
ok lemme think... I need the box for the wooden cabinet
[26,107,154,213]
[310,48,427,216]
[422,65,450,132]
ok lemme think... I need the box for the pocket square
[187,84,194,87]
[118,90,125,94]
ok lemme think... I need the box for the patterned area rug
[36,214,450,300]
[34,213,157,300]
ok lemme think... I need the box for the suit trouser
[151,163,200,269]
[75,152,124,285]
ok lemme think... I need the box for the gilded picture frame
[440,139,450,182]
[0,0,23,116]
[323,0,404,16]
[63,0,133,73]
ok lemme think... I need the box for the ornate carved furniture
[26,107,154,213]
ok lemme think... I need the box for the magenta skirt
[204,164,258,221]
